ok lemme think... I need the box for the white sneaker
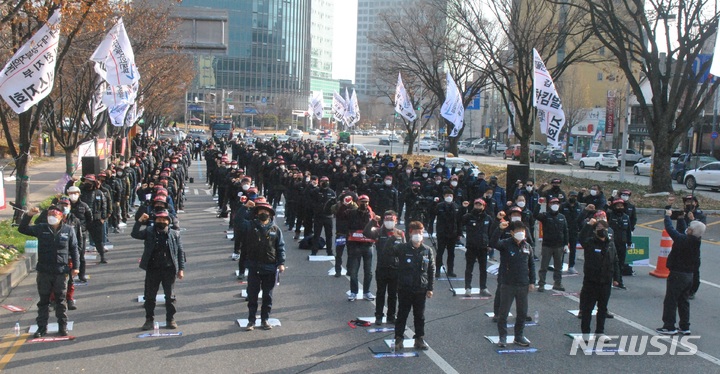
[231,253,240,261]
[348,293,357,302]
[465,288,472,296]
[480,288,493,297]
[364,292,375,301]
[567,267,578,275]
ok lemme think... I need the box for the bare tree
[0,1,116,221]
[443,0,601,164]
[370,0,488,156]
[567,0,720,192]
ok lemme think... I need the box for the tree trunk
[405,132,416,155]
[13,111,34,223]
[519,139,530,165]
[49,130,55,156]
[650,136,674,192]
[65,148,75,176]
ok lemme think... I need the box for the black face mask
[685,204,693,212]
[569,198,577,203]
[473,208,484,213]
[321,182,329,188]
[257,213,270,222]
[595,229,607,238]
[155,222,168,231]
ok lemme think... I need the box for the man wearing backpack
[238,201,286,330]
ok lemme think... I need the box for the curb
[635,208,720,215]
[0,253,36,298]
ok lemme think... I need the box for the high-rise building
[310,0,338,119]
[355,0,417,98]
[176,0,311,127]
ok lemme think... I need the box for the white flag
[441,72,464,137]
[394,73,417,122]
[109,102,131,126]
[533,48,566,147]
[227,104,235,111]
[102,82,137,108]
[342,88,354,124]
[332,91,346,123]
[310,91,324,120]
[90,18,140,86]
[349,89,360,126]
[0,12,61,114]
[711,28,720,76]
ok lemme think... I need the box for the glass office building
[178,0,311,126]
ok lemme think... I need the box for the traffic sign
[712,131,718,139]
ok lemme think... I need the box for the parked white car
[684,161,720,190]
[578,152,619,170]
[418,140,434,152]
[633,157,653,176]
[612,149,644,164]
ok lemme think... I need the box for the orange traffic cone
[650,229,672,278]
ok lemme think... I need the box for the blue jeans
[347,243,373,294]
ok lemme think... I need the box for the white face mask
[411,234,423,244]
[590,189,598,196]
[510,216,521,222]
[526,186,533,192]
[422,173,428,178]
[550,204,559,212]
[47,216,60,226]
[435,180,441,185]
[517,201,526,208]
[621,194,629,201]
[69,194,79,202]
[450,181,458,187]
[172,165,178,169]
[305,177,310,182]
[335,162,341,166]
[384,221,395,229]
[385,180,392,186]
[513,231,525,241]
[444,196,453,203]
[145,194,152,201]
[242,184,250,191]
[406,169,412,174]
[63,206,71,214]
[360,170,367,176]
[436,168,443,173]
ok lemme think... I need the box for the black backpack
[298,235,325,250]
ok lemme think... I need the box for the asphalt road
[2,143,720,373]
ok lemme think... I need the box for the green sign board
[625,236,650,266]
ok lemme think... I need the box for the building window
[597,72,603,81]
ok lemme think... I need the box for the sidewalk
[0,155,70,221]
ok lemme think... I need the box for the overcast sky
[332,0,357,82]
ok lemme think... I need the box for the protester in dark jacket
[657,210,704,335]
[393,221,435,351]
[578,219,620,337]
[132,210,185,331]
[364,210,406,325]
[461,198,494,296]
[490,220,535,348]
[19,206,80,338]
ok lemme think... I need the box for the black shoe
[311,252,318,256]
[615,283,627,290]
[77,277,88,283]
[689,293,695,300]
[33,326,47,338]
[497,338,507,348]
[547,266,555,271]
[514,336,531,347]
[606,313,614,319]
[141,318,154,331]
[387,316,396,324]
[327,251,334,256]
[58,326,68,336]
[492,317,498,323]
[334,273,341,278]
[67,299,77,310]
[375,317,382,326]
[447,272,457,278]
[525,316,532,322]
